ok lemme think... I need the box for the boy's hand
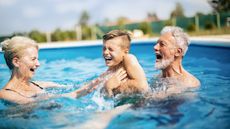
[105,68,127,91]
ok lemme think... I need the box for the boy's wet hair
[103,30,131,49]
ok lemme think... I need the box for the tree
[28,30,46,43]
[195,12,205,16]
[51,29,62,41]
[117,17,129,26]
[170,2,185,18]
[82,26,92,40]
[139,22,152,35]
[208,0,230,12]
[147,12,159,21]
[77,11,92,40]
[79,10,90,26]
[51,29,76,41]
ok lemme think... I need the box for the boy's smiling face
[103,37,127,69]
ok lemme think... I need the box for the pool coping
[0,36,230,51]
[39,37,230,49]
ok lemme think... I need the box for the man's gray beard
[155,57,174,70]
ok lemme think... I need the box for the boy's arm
[121,54,149,93]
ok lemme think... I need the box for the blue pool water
[0,41,230,129]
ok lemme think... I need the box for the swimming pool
[0,40,230,129]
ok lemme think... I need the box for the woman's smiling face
[15,47,40,79]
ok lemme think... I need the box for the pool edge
[0,37,230,51]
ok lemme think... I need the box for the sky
[0,0,213,36]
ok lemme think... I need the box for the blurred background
[0,0,229,43]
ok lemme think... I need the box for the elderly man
[153,26,200,94]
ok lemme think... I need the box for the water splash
[150,75,184,93]
[90,70,115,111]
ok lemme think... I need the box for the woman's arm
[33,81,65,89]
[63,71,112,98]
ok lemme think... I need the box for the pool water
[0,41,230,129]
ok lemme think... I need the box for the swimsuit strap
[30,81,44,89]
[4,88,37,98]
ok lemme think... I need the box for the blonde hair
[103,30,131,49]
[161,26,190,56]
[1,36,38,70]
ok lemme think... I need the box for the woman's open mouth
[104,56,112,61]
[30,68,35,72]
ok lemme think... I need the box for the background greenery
[0,0,229,43]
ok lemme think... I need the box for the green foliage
[164,20,173,26]
[0,36,12,42]
[170,2,185,18]
[12,32,27,36]
[117,17,127,26]
[51,29,62,41]
[138,22,152,34]
[117,17,128,30]
[81,25,92,40]
[77,10,93,40]
[147,12,159,21]
[79,11,90,26]
[51,29,76,41]
[187,23,196,31]
[208,0,230,12]
[28,30,46,43]
[204,21,216,30]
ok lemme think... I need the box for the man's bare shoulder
[184,71,200,88]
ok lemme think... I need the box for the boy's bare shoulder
[124,54,139,65]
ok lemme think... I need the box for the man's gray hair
[161,26,190,56]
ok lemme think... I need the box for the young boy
[102,30,149,97]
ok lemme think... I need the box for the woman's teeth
[105,56,112,60]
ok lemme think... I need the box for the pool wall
[0,37,230,52]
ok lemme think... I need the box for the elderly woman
[0,36,109,104]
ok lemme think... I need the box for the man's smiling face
[154,32,177,70]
